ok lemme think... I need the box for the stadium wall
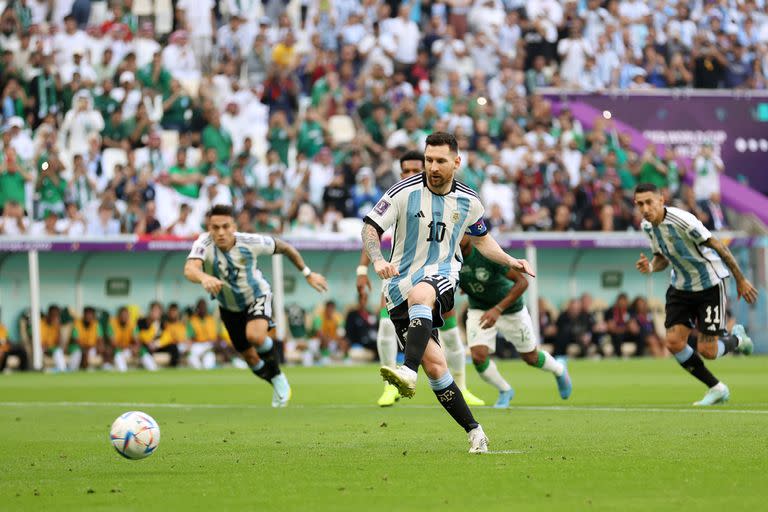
[2,246,765,352]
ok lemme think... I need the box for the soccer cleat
[380,366,417,398]
[555,357,573,400]
[461,388,486,406]
[377,384,401,407]
[493,388,515,409]
[271,373,291,408]
[732,324,753,355]
[693,383,730,406]
[468,425,489,454]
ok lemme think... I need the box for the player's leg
[68,342,82,371]
[113,348,128,372]
[244,317,291,407]
[188,342,207,369]
[139,344,158,370]
[51,346,67,372]
[696,282,753,360]
[466,308,514,408]
[439,309,484,406]
[506,307,572,399]
[376,294,401,405]
[422,338,488,453]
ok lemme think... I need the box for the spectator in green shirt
[637,146,670,190]
[267,111,295,165]
[198,147,231,184]
[161,79,194,133]
[0,147,32,209]
[138,52,172,97]
[35,156,68,218]
[168,148,202,199]
[258,169,285,216]
[102,109,131,150]
[297,107,327,159]
[202,111,233,164]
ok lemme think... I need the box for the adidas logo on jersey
[414,211,425,218]
[707,324,717,331]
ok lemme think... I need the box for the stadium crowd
[0,0,755,238]
[1,290,680,372]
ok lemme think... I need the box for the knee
[665,336,687,354]
[407,285,436,307]
[470,347,488,366]
[697,342,718,360]
[422,359,448,380]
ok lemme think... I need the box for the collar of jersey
[422,173,457,196]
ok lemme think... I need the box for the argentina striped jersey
[188,232,275,312]
[364,173,488,309]
[641,207,729,292]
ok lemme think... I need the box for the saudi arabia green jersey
[458,247,524,314]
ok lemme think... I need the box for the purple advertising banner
[543,90,768,193]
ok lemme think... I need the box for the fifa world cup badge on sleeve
[374,199,391,215]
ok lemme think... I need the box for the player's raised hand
[373,259,399,279]
[307,272,329,293]
[510,258,535,278]
[201,275,224,295]
[736,278,758,304]
[356,274,371,295]
[636,253,652,273]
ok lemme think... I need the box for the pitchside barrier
[1,232,766,369]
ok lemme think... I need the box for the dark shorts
[664,282,727,335]
[389,275,455,350]
[219,295,275,352]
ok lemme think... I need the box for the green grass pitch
[2,357,767,511]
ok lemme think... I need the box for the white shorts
[466,306,537,354]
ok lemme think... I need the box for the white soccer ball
[110,411,161,460]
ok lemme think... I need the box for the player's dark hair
[634,183,660,196]
[399,150,424,166]
[83,306,95,315]
[208,204,234,218]
[425,131,458,154]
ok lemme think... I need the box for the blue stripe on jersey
[222,251,247,310]
[238,246,263,298]
[439,196,470,276]
[409,194,448,290]
[653,225,692,290]
[212,249,224,302]
[387,189,422,305]
[668,225,713,289]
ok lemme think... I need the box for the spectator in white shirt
[168,203,200,238]
[59,90,105,159]
[0,200,30,235]
[480,165,516,226]
[29,210,63,236]
[693,143,724,202]
[558,20,594,87]
[176,0,216,71]
[86,201,121,236]
[56,202,86,237]
[387,4,420,69]
[162,30,201,81]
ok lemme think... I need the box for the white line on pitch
[1,401,767,415]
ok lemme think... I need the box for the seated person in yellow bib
[107,306,139,372]
[69,307,105,371]
[40,305,67,372]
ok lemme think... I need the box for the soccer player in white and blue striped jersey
[634,183,757,406]
[184,204,329,407]
[362,132,535,453]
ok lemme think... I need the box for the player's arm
[356,249,372,294]
[273,238,329,292]
[362,192,399,279]
[702,237,758,304]
[479,267,528,329]
[636,252,669,273]
[469,234,535,277]
[184,258,224,295]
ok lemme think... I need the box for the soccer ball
[110,411,161,460]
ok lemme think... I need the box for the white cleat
[468,425,489,454]
[693,382,730,406]
[380,365,418,398]
[271,373,292,408]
